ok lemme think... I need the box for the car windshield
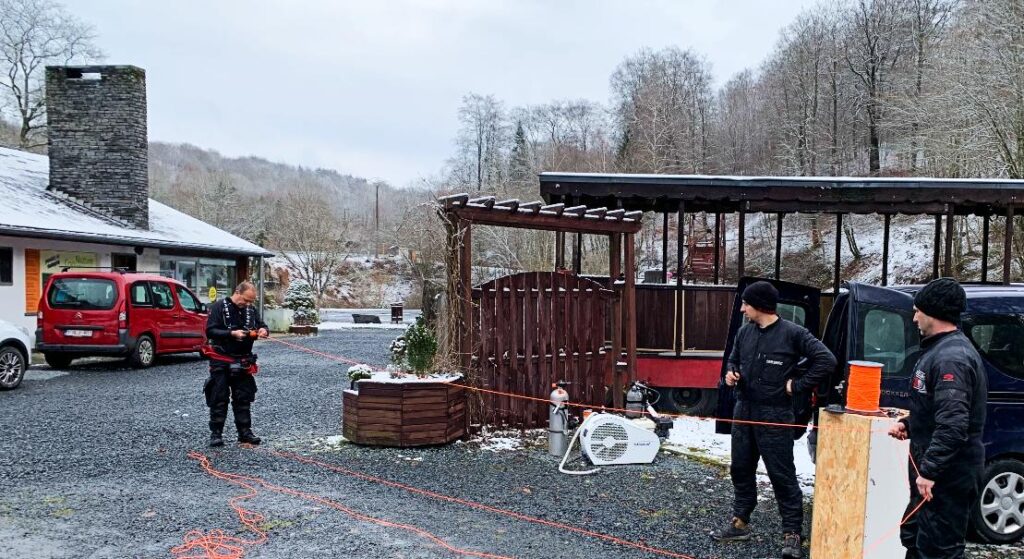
[47,278,117,310]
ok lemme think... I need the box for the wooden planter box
[289,324,319,335]
[343,379,466,447]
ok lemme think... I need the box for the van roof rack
[59,266,131,273]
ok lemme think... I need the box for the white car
[0,319,31,390]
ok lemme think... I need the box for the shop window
[0,247,11,285]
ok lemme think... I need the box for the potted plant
[284,279,320,335]
[262,292,294,333]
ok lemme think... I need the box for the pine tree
[284,279,320,325]
[508,121,531,188]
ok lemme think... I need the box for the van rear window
[47,278,117,310]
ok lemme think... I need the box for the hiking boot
[712,517,751,541]
[209,431,224,447]
[237,429,262,445]
[782,532,803,559]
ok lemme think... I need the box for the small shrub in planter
[347,364,373,389]
[403,317,437,377]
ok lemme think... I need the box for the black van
[716,278,1024,544]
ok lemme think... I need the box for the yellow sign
[41,250,98,273]
[208,286,218,301]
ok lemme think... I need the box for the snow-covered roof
[0,147,272,257]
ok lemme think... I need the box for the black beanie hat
[742,281,779,313]
[913,277,966,324]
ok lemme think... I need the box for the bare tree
[453,93,507,191]
[0,0,102,149]
[270,186,352,303]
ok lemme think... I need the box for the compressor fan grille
[590,421,629,461]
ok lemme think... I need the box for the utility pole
[374,181,380,258]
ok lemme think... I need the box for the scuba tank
[548,381,570,457]
[625,381,646,418]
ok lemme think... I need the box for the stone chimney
[45,65,149,229]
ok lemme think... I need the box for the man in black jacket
[888,278,987,559]
[713,281,837,559]
[204,281,268,447]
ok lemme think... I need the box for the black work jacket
[727,317,837,406]
[902,330,987,480]
[205,297,267,357]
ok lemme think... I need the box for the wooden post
[713,212,721,285]
[933,214,941,280]
[881,214,891,287]
[609,232,623,408]
[458,220,473,374]
[676,203,685,356]
[775,212,784,280]
[834,213,843,295]
[1005,206,1014,285]
[982,213,990,283]
[624,232,638,389]
[943,206,955,278]
[573,233,582,274]
[661,212,669,283]
[738,210,746,279]
[555,231,565,270]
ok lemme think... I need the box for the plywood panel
[24,249,40,314]
[810,411,874,559]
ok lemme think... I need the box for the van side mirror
[199,303,208,314]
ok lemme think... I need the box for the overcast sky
[73,0,817,188]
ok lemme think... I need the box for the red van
[35,271,208,368]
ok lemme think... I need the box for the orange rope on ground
[176,451,513,559]
[269,449,700,559]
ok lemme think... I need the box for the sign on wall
[42,250,98,275]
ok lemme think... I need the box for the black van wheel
[0,346,26,390]
[129,335,156,368]
[44,353,72,369]
[657,387,718,417]
[972,459,1024,544]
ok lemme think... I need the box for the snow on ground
[665,416,818,495]
[346,371,462,385]
[320,321,410,330]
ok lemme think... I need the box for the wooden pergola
[540,173,1024,291]
[440,193,644,413]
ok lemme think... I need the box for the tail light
[36,310,43,328]
[118,301,127,329]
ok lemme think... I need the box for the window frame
[0,246,12,286]
[129,281,154,307]
[174,284,202,313]
[149,281,177,311]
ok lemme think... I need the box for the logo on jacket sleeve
[941,373,956,382]
[912,369,927,393]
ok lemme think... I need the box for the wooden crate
[810,410,910,559]
[342,380,466,447]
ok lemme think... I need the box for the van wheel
[972,459,1024,544]
[656,388,718,417]
[44,353,73,369]
[0,346,26,390]
[129,335,155,368]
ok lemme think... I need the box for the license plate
[65,329,93,337]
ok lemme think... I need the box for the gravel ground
[0,329,1020,559]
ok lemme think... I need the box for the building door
[111,253,137,272]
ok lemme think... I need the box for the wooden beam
[1005,206,1014,285]
[834,213,843,295]
[610,232,622,407]
[585,207,608,219]
[541,203,566,216]
[944,206,955,278]
[775,213,784,281]
[882,214,891,286]
[933,214,941,280]
[458,220,473,374]
[564,204,588,217]
[982,213,990,283]
[449,206,642,234]
[624,232,638,395]
[661,212,669,283]
[519,201,543,214]
[469,196,496,209]
[555,231,565,270]
[495,199,519,212]
[607,209,626,221]
[438,193,469,208]
[624,210,643,221]
[714,212,721,285]
[572,233,582,274]
[676,202,685,356]
[738,210,746,278]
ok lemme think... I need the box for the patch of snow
[479,437,524,452]
[664,416,817,495]
[344,371,462,386]
[319,321,411,330]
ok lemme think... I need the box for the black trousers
[730,401,804,534]
[204,362,258,433]
[900,441,983,559]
